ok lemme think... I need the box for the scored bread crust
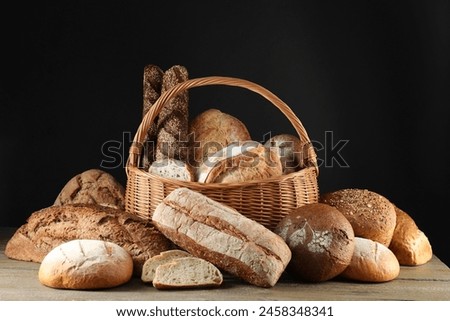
[197,142,282,184]
[152,188,292,287]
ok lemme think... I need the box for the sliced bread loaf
[141,249,192,283]
[152,257,223,289]
[149,158,195,181]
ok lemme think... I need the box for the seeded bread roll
[197,141,282,183]
[39,239,133,289]
[188,108,251,166]
[142,64,164,169]
[320,189,396,246]
[389,205,432,266]
[275,203,355,282]
[54,169,125,210]
[152,187,292,287]
[340,237,400,282]
[153,257,223,290]
[5,204,173,275]
[155,65,189,161]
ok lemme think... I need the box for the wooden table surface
[1,227,449,301]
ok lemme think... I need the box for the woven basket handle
[127,76,318,174]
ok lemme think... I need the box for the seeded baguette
[151,187,292,287]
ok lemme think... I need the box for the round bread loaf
[54,169,125,209]
[340,237,400,282]
[264,134,303,174]
[39,239,133,289]
[274,203,355,282]
[319,189,396,246]
[389,205,432,266]
[188,108,251,166]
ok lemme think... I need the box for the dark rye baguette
[142,64,164,169]
[155,65,189,161]
[152,187,292,287]
[5,204,173,275]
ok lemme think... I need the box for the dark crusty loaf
[155,65,189,161]
[152,187,291,287]
[5,204,173,275]
[142,64,164,169]
[275,203,355,282]
[54,169,125,210]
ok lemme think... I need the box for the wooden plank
[1,228,449,301]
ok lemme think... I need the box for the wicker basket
[125,76,319,230]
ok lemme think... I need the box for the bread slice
[149,158,195,181]
[153,257,223,289]
[141,249,192,283]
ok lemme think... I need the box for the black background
[1,1,449,266]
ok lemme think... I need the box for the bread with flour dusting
[151,187,291,287]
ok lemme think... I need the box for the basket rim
[126,75,319,177]
[127,163,318,189]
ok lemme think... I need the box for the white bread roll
[340,237,400,282]
[38,239,133,289]
[152,187,292,287]
[389,205,432,266]
[141,249,192,283]
[197,141,282,183]
[153,257,223,289]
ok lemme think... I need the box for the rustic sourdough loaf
[389,205,432,265]
[188,108,251,166]
[152,187,292,287]
[5,204,172,275]
[54,169,125,210]
[320,189,396,246]
[275,203,355,282]
[340,237,400,282]
[141,249,192,283]
[39,239,133,290]
[152,257,223,290]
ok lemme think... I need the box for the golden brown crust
[389,206,432,265]
[188,109,251,166]
[319,189,396,246]
[340,237,400,282]
[264,134,303,174]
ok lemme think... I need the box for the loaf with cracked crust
[54,169,125,209]
[151,187,292,287]
[5,204,172,275]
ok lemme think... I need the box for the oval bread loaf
[389,205,432,266]
[39,239,133,289]
[151,187,292,287]
[340,237,400,282]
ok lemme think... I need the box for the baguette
[152,187,291,287]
